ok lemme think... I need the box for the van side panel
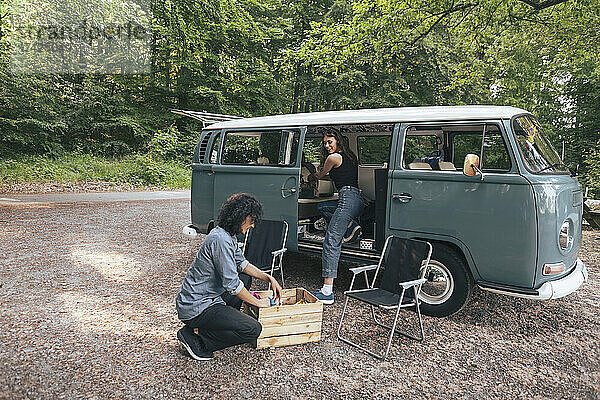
[387,170,538,287]
[191,131,219,233]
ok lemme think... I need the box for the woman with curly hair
[176,193,283,361]
[309,127,364,305]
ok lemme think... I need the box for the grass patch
[0,153,190,189]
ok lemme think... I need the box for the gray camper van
[182,106,588,317]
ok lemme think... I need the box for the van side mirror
[463,154,484,181]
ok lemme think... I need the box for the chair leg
[337,296,388,360]
[414,286,424,341]
[370,288,424,342]
[382,299,404,360]
[268,256,284,289]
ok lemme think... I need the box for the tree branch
[517,0,569,10]
[409,3,477,46]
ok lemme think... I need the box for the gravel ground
[0,181,174,194]
[0,197,599,399]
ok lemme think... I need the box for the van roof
[206,105,529,130]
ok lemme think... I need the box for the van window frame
[219,128,302,167]
[401,132,442,170]
[510,113,570,175]
[399,121,517,174]
[356,135,392,166]
[449,125,512,173]
[204,130,222,164]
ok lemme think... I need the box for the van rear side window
[221,130,299,166]
[358,136,391,166]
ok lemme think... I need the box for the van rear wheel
[419,244,474,317]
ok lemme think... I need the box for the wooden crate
[243,287,323,349]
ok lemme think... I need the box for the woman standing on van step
[309,127,364,305]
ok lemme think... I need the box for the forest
[0,0,599,193]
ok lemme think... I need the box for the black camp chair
[242,220,289,288]
[337,235,432,360]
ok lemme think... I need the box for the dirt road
[0,195,598,399]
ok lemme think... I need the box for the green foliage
[0,153,190,188]
[149,123,198,163]
[582,137,600,199]
[0,0,599,192]
[357,136,390,165]
[302,137,322,164]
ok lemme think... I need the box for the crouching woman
[175,193,283,360]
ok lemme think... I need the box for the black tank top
[329,152,358,189]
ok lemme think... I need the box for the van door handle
[281,187,297,198]
[392,193,412,203]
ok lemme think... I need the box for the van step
[298,241,381,262]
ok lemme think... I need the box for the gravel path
[0,197,598,399]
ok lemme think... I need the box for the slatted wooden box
[243,287,323,349]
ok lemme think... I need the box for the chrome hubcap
[419,260,454,305]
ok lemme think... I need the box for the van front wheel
[418,245,474,317]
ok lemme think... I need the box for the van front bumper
[536,258,588,300]
[480,258,588,300]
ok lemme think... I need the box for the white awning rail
[171,109,244,127]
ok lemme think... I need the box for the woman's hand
[257,297,272,308]
[270,276,283,303]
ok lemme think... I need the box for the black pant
[220,273,252,310]
[183,273,262,352]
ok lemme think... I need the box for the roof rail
[171,109,244,127]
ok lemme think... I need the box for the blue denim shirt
[176,226,249,321]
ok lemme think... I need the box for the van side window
[452,127,510,171]
[209,134,220,164]
[221,130,299,166]
[358,136,391,165]
[403,135,438,168]
[303,137,322,164]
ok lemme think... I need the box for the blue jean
[318,186,364,279]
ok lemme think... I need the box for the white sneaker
[314,217,327,231]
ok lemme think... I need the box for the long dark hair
[217,193,263,235]
[315,126,358,168]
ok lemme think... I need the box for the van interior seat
[408,162,433,170]
[438,161,456,171]
[257,156,270,165]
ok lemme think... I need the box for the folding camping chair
[242,220,289,288]
[337,235,433,360]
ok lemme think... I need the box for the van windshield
[512,115,569,174]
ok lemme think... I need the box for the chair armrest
[399,278,427,289]
[238,242,245,249]
[349,264,378,275]
[271,248,287,256]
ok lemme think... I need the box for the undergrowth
[0,153,190,189]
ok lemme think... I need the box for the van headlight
[559,219,574,252]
